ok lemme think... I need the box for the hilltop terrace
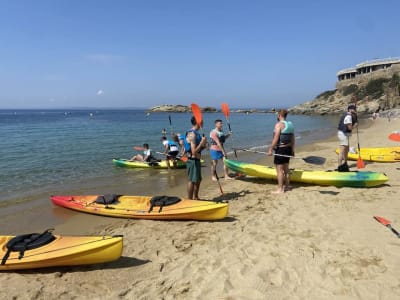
[337,57,400,81]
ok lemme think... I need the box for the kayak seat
[96,194,120,205]
[1,229,56,265]
[148,196,181,213]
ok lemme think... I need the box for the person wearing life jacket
[184,116,207,199]
[268,109,295,194]
[130,143,155,162]
[209,119,233,181]
[337,104,358,171]
[161,136,180,169]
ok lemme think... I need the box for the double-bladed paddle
[221,103,237,158]
[233,148,326,165]
[374,216,400,238]
[354,97,365,169]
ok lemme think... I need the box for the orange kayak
[0,230,123,270]
[51,194,228,221]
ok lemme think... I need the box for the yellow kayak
[0,230,123,270]
[335,147,400,162]
[51,194,228,221]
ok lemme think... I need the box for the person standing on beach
[184,116,207,199]
[268,109,295,194]
[209,119,232,181]
[337,104,357,171]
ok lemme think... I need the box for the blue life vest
[277,121,294,146]
[338,112,352,133]
[166,140,179,152]
[209,129,226,146]
[184,129,202,154]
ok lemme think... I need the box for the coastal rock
[148,105,217,113]
[290,68,400,115]
[148,105,191,112]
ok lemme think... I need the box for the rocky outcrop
[148,105,191,112]
[290,73,400,115]
[148,105,217,113]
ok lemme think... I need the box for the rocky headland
[289,62,400,115]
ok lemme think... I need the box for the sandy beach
[1,116,400,300]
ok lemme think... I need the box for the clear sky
[1,0,399,109]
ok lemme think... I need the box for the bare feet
[271,189,285,194]
[224,176,234,181]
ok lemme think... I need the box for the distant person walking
[209,119,232,180]
[337,104,358,171]
[184,116,207,199]
[268,109,295,194]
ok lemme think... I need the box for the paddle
[233,148,326,165]
[168,115,174,135]
[374,216,400,238]
[221,103,237,158]
[134,146,145,151]
[155,151,188,162]
[191,103,224,195]
[353,97,365,169]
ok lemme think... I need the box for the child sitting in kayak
[130,143,155,162]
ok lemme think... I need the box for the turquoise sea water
[0,109,339,210]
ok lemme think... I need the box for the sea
[0,108,339,232]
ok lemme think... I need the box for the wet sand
[1,117,400,300]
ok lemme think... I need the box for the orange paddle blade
[389,132,400,142]
[134,146,145,151]
[191,103,203,128]
[374,216,391,226]
[221,103,230,117]
[357,157,365,169]
[178,156,188,162]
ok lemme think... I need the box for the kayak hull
[113,158,187,169]
[224,159,388,187]
[0,235,123,270]
[335,147,400,162]
[51,195,228,221]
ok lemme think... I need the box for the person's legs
[187,181,194,199]
[211,160,218,181]
[223,161,232,179]
[193,181,201,200]
[193,159,202,199]
[283,163,290,189]
[272,164,285,193]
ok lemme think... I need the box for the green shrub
[316,89,336,99]
[342,84,359,96]
[389,73,400,88]
[365,78,388,99]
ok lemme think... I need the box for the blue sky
[0,0,399,109]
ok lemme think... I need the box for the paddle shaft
[168,115,174,135]
[235,148,299,159]
[387,224,400,238]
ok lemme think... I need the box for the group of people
[130,103,358,199]
[130,117,233,199]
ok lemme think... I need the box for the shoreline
[1,117,400,299]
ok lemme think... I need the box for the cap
[348,104,356,111]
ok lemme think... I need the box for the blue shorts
[210,149,224,160]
